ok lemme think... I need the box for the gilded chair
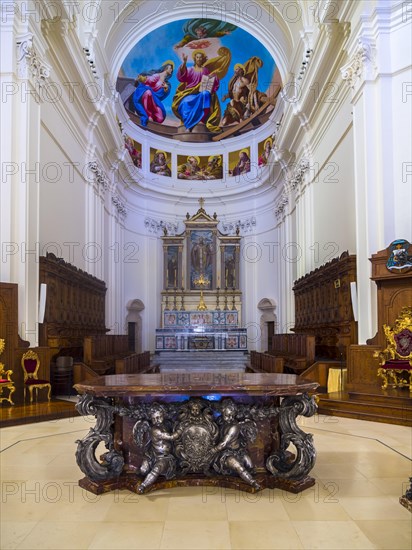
[21,350,51,403]
[375,307,412,391]
[0,339,15,405]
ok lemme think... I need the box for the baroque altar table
[75,372,319,495]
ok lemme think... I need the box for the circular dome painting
[117,18,282,143]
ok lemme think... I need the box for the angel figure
[212,398,261,490]
[133,403,179,493]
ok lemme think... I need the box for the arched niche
[126,299,145,353]
[257,298,277,352]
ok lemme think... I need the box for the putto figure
[212,398,260,490]
[133,403,179,493]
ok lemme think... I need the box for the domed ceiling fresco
[117,18,282,143]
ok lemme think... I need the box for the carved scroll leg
[266,393,317,480]
[75,394,124,481]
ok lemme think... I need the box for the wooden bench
[84,335,131,375]
[249,351,284,374]
[115,351,153,375]
[268,334,315,374]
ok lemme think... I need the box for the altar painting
[166,246,179,288]
[189,230,214,290]
[223,245,237,288]
[118,18,280,142]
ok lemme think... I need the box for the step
[316,392,412,426]
[317,406,412,427]
[348,390,411,406]
[159,366,246,373]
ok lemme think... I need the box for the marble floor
[1,413,411,549]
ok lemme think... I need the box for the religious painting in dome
[118,18,281,143]
[258,136,273,167]
[124,135,142,168]
[228,147,251,177]
[150,148,172,177]
[177,154,223,180]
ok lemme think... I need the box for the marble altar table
[74,372,319,495]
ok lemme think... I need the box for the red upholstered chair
[21,350,51,403]
[0,338,15,405]
[376,307,412,391]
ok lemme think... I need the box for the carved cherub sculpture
[133,403,179,493]
[212,398,261,490]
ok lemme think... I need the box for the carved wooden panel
[292,252,357,360]
[369,246,412,346]
[347,345,382,387]
[39,253,107,357]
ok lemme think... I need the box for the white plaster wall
[389,69,412,243]
[312,125,356,259]
[39,123,87,268]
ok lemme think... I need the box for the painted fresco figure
[258,137,273,167]
[174,19,237,49]
[133,62,174,127]
[221,57,267,126]
[150,150,171,176]
[231,149,251,176]
[178,155,202,179]
[172,48,231,133]
[203,155,223,179]
[124,137,142,168]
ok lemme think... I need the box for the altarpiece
[156,200,246,351]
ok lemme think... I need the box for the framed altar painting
[188,229,215,290]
